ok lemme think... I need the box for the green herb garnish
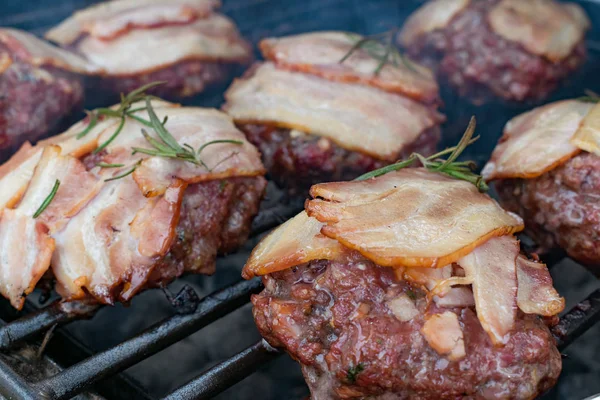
[340,29,420,75]
[355,117,488,192]
[346,363,364,384]
[103,160,143,182]
[76,81,166,149]
[33,179,60,218]
[577,89,600,103]
[132,98,244,170]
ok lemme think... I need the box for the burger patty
[94,60,240,100]
[252,259,561,399]
[495,152,600,265]
[0,44,83,162]
[239,124,440,196]
[402,0,586,103]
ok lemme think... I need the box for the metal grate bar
[553,289,600,351]
[163,339,281,400]
[0,356,43,399]
[0,301,98,351]
[30,278,263,400]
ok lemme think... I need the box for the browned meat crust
[253,259,561,399]
[0,43,83,162]
[402,0,586,103]
[494,152,600,265]
[238,124,440,196]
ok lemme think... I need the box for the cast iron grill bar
[163,339,281,400]
[31,278,264,400]
[0,356,44,400]
[554,289,600,351]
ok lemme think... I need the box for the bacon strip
[0,28,97,73]
[260,31,439,104]
[482,100,594,181]
[399,0,470,46]
[46,0,220,44]
[456,236,519,346]
[571,102,600,157]
[224,63,444,161]
[306,169,523,268]
[242,212,348,279]
[488,0,590,62]
[516,257,565,316]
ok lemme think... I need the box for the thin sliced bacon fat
[488,0,590,62]
[516,257,565,316]
[259,31,439,104]
[457,236,519,345]
[571,102,600,157]
[0,28,97,73]
[242,212,348,279]
[46,0,219,44]
[70,15,250,76]
[399,0,470,46]
[52,177,186,303]
[224,63,444,161]
[482,100,594,181]
[306,169,523,268]
[421,312,466,361]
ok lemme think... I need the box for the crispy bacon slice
[224,63,444,161]
[571,102,600,157]
[0,28,96,73]
[66,15,250,76]
[456,236,519,346]
[421,311,466,361]
[46,0,220,44]
[482,100,594,181]
[0,210,54,309]
[242,212,348,279]
[399,0,470,46]
[259,31,439,104]
[516,257,565,316]
[305,169,523,268]
[52,177,186,303]
[488,0,590,62]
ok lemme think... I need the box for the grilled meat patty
[0,42,83,162]
[495,152,600,265]
[402,0,587,103]
[253,259,561,400]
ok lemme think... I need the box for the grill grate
[0,0,599,399]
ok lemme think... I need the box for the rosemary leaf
[196,139,244,157]
[96,162,125,168]
[33,179,60,219]
[354,117,487,192]
[76,111,99,139]
[124,81,167,104]
[145,98,182,151]
[104,166,137,182]
[141,129,173,153]
[94,116,126,154]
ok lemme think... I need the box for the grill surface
[0,0,599,399]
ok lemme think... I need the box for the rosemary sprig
[104,160,142,182]
[76,81,166,149]
[340,29,419,75]
[33,179,60,218]
[355,117,488,192]
[131,97,244,170]
[96,162,125,168]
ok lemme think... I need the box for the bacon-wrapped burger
[0,28,97,162]
[0,85,266,309]
[399,0,590,103]
[483,99,600,266]
[45,0,252,99]
[223,31,445,195]
[243,137,564,399]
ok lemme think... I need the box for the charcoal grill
[0,0,599,399]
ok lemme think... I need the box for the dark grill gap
[0,0,599,399]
